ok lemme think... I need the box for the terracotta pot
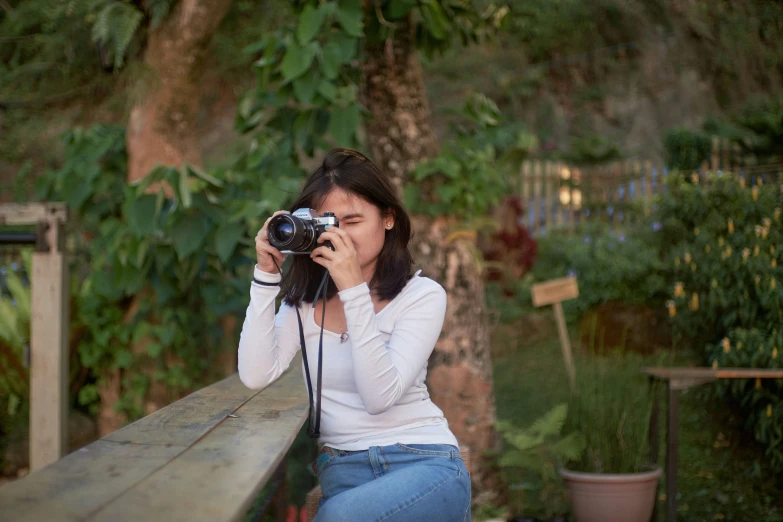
[560,467,661,522]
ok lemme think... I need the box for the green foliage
[34,124,302,420]
[496,404,585,518]
[732,96,783,164]
[563,134,622,165]
[565,354,654,474]
[406,93,537,218]
[664,127,712,171]
[0,251,32,417]
[658,171,783,472]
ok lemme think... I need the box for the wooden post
[0,203,69,471]
[531,277,579,391]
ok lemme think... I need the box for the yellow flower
[754,245,760,256]
[722,338,730,353]
[773,259,777,269]
[692,173,700,184]
[705,244,711,253]
[667,300,677,318]
[756,378,762,390]
[752,186,759,201]
[738,341,743,350]
[674,282,684,297]
[712,279,718,288]
[739,177,746,188]
[728,219,734,234]
[685,252,692,264]
[762,227,768,240]
[775,208,781,221]
[771,245,776,255]
[690,293,699,311]
[675,257,681,267]
[694,226,700,236]
[773,347,779,359]
[719,236,725,247]
[767,405,773,418]
[742,248,750,261]
[691,262,697,272]
[772,277,777,290]
[712,360,719,369]
[757,176,763,186]
[763,218,771,228]
[726,246,732,257]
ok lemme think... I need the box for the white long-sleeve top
[237,265,459,450]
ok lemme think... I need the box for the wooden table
[0,357,307,522]
[643,367,783,522]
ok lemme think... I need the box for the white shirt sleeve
[338,280,447,415]
[237,265,302,389]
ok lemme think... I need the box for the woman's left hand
[310,227,365,291]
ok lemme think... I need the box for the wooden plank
[544,162,553,234]
[531,277,579,307]
[643,367,783,380]
[555,163,564,229]
[553,301,576,392]
[103,375,259,447]
[0,203,67,226]
[0,359,306,522]
[30,251,69,471]
[0,440,184,522]
[87,364,308,522]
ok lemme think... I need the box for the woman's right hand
[255,210,289,274]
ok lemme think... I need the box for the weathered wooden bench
[0,355,308,522]
[643,367,783,522]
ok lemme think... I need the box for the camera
[267,208,339,254]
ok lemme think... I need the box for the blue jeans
[308,443,472,522]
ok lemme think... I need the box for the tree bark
[361,13,501,504]
[98,0,235,435]
[126,0,234,182]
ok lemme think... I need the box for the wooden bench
[0,356,308,522]
[305,445,471,522]
[643,367,783,522]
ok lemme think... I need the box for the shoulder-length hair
[281,148,414,308]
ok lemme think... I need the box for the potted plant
[559,354,660,522]
[496,404,586,521]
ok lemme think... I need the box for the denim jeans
[308,443,471,522]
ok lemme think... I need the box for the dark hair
[281,148,414,308]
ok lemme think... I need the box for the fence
[517,138,783,236]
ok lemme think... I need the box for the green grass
[491,327,783,521]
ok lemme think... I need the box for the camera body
[267,208,339,255]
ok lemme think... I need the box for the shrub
[658,171,783,472]
[664,128,712,171]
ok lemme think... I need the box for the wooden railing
[0,356,308,522]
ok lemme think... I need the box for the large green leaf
[332,33,358,62]
[177,166,192,208]
[293,68,320,103]
[319,42,343,80]
[281,41,318,81]
[420,1,449,40]
[170,214,212,260]
[214,222,245,263]
[125,195,158,237]
[328,104,360,145]
[387,0,416,19]
[336,4,363,37]
[297,4,328,44]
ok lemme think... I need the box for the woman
[237,148,471,522]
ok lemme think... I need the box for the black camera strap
[274,258,328,439]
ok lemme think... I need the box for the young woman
[237,148,471,521]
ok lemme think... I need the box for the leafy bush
[34,125,304,420]
[664,127,712,171]
[496,404,585,518]
[659,171,783,472]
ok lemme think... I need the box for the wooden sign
[531,276,579,308]
[531,277,580,391]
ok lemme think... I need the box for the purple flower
[652,222,662,232]
[583,236,592,244]
[618,234,626,242]
[567,269,578,278]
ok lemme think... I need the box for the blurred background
[1,1,782,520]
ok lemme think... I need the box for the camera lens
[274,221,294,242]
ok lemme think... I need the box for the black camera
[267,208,339,254]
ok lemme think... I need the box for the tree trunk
[126,0,234,182]
[361,13,501,504]
[98,0,235,435]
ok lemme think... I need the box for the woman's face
[316,188,392,273]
